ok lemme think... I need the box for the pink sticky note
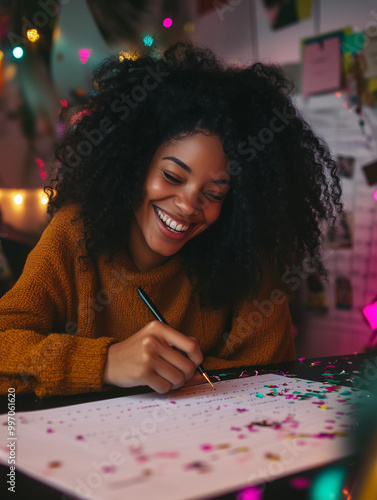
[302,36,342,97]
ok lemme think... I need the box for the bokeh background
[1,0,377,359]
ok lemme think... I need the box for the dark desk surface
[1,352,376,500]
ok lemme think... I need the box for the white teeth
[155,207,189,232]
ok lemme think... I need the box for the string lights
[26,29,40,43]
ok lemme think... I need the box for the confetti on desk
[0,375,372,500]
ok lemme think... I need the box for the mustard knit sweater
[0,205,295,398]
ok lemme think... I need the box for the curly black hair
[45,41,342,310]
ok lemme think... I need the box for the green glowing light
[310,466,346,500]
[143,35,154,47]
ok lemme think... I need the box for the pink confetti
[200,444,213,451]
[102,465,115,474]
[290,476,310,489]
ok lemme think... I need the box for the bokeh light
[143,35,154,47]
[183,22,195,33]
[163,18,172,28]
[14,194,23,205]
[236,485,263,500]
[310,466,346,500]
[79,48,91,64]
[40,192,48,205]
[12,47,23,59]
[27,29,40,43]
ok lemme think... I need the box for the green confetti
[256,393,264,398]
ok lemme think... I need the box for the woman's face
[129,132,230,272]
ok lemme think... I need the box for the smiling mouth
[154,206,191,233]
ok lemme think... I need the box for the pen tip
[203,372,214,388]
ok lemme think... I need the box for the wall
[192,0,377,357]
[192,0,377,65]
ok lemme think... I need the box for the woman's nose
[174,190,205,218]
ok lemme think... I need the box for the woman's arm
[0,208,116,398]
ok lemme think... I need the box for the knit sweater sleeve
[202,273,296,371]
[0,207,116,398]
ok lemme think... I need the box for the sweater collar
[115,251,185,285]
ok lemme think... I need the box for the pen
[137,286,214,388]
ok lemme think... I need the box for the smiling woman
[0,42,342,398]
[130,133,230,272]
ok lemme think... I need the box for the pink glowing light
[335,92,342,97]
[237,486,263,500]
[362,300,377,330]
[79,48,91,64]
[163,17,172,28]
[373,189,377,202]
[60,99,68,107]
[35,158,47,180]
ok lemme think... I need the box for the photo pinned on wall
[262,0,312,30]
[335,277,352,310]
[325,212,353,249]
[362,159,377,186]
[336,155,355,179]
[305,272,328,313]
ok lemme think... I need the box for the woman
[0,42,342,398]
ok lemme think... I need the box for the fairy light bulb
[143,35,154,47]
[13,47,23,59]
[40,192,48,205]
[27,29,40,42]
[14,194,23,205]
[163,18,172,28]
[79,48,91,64]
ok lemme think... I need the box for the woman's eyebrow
[162,156,191,173]
[162,156,230,185]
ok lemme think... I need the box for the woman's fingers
[103,321,204,393]
[145,321,204,367]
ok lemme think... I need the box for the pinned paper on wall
[0,374,370,500]
[302,35,342,97]
[325,212,354,250]
[335,277,353,310]
[362,159,377,186]
[262,0,312,31]
[363,35,377,79]
[337,155,355,179]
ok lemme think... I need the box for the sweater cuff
[36,336,117,398]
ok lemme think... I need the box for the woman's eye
[163,171,181,183]
[206,192,224,201]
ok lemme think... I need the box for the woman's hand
[102,320,203,393]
